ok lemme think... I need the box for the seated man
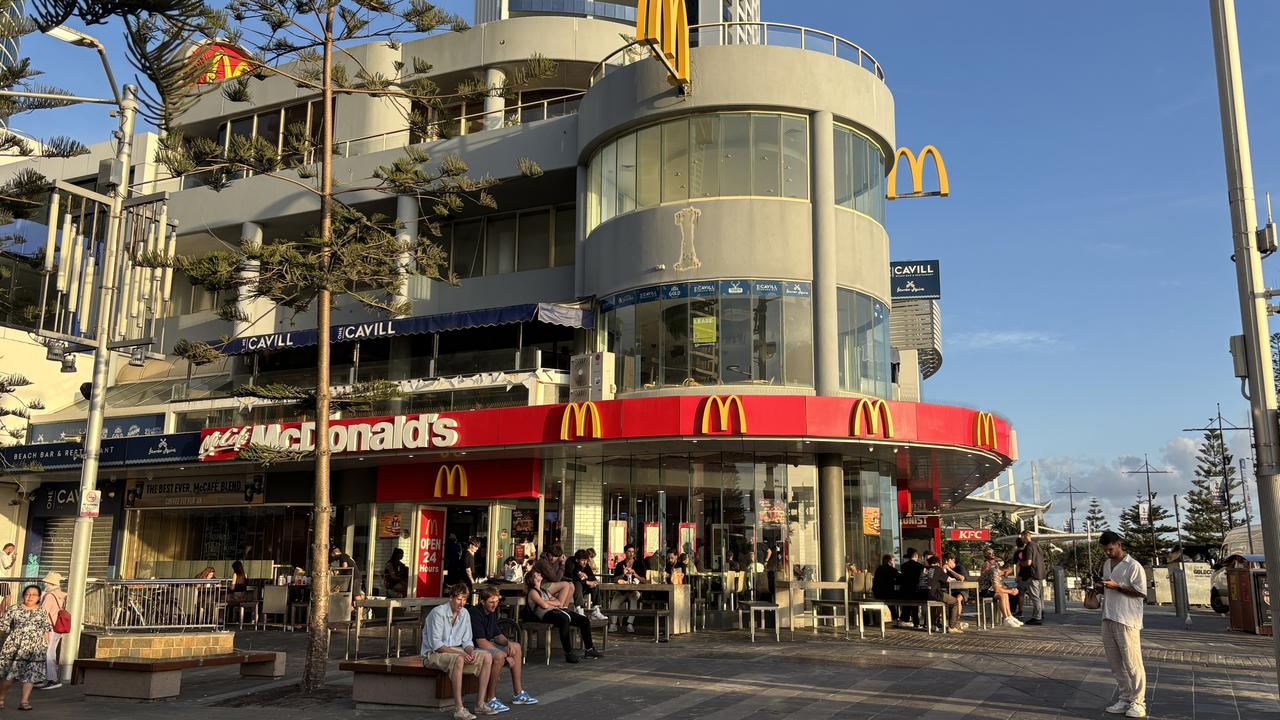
[532,545,574,608]
[470,586,537,711]
[871,554,901,625]
[926,554,964,633]
[569,550,607,620]
[422,583,498,719]
[610,544,646,633]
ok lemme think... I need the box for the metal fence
[82,579,230,633]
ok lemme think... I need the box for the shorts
[423,651,484,675]
[475,643,509,657]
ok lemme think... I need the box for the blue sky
[15,1,1280,527]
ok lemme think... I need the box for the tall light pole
[1124,455,1171,567]
[1210,0,1280,684]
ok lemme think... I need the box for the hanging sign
[79,490,101,518]
[415,507,446,598]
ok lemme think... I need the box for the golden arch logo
[421,515,440,538]
[636,0,691,88]
[974,411,998,451]
[700,395,748,434]
[560,402,603,441]
[433,465,468,498]
[851,398,895,438]
[887,145,949,200]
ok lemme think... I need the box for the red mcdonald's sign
[415,507,446,597]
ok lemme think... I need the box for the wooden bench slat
[76,652,277,673]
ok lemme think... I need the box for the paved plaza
[23,606,1280,719]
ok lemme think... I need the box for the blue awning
[222,302,593,355]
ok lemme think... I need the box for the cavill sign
[199,413,459,461]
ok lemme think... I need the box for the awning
[222,302,594,355]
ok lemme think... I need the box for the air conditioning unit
[569,351,615,402]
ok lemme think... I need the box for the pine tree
[1118,492,1177,567]
[1183,425,1243,547]
[1078,496,1110,573]
[1084,496,1109,533]
[126,0,555,691]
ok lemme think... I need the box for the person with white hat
[37,573,66,690]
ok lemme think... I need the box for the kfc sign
[948,528,990,542]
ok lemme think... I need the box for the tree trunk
[301,8,337,694]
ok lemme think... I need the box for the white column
[483,67,507,132]
[235,222,263,338]
[394,195,417,314]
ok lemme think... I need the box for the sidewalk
[23,605,1280,719]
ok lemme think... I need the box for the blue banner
[751,280,782,298]
[29,414,166,445]
[0,432,200,472]
[890,260,941,301]
[783,281,811,298]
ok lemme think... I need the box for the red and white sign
[900,515,941,530]
[415,507,446,598]
[199,413,459,462]
[190,41,252,85]
[948,528,991,542]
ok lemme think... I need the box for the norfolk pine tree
[126,1,554,690]
[1182,425,1243,547]
[1118,492,1177,567]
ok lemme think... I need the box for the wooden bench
[521,617,611,664]
[74,651,286,700]
[881,600,950,634]
[341,656,480,709]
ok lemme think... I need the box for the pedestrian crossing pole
[1209,0,1280,688]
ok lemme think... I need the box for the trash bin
[1228,567,1260,633]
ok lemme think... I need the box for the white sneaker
[1124,704,1147,718]
[453,708,477,720]
[591,607,608,621]
[1003,616,1021,628]
[1104,700,1129,715]
[1010,617,1024,627]
[959,622,970,630]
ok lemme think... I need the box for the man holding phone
[1098,531,1147,718]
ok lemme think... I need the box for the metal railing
[83,579,230,633]
[591,21,886,86]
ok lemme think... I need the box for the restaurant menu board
[643,522,661,558]
[758,499,786,524]
[378,512,403,539]
[678,522,695,556]
[415,507,446,597]
[607,519,628,569]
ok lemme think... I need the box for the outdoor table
[597,582,691,635]
[950,581,980,628]
[353,596,449,658]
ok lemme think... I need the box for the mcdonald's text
[198,413,459,461]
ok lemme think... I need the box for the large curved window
[588,112,809,230]
[833,125,886,225]
[837,287,891,397]
[601,279,814,392]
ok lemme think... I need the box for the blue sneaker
[487,698,511,713]
[510,692,538,705]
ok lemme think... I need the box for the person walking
[1098,531,1147,718]
[1017,530,1047,625]
[37,573,66,690]
[0,585,52,710]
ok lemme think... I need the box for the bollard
[1171,566,1191,621]
[1053,566,1067,614]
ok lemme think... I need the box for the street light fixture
[41,25,120,104]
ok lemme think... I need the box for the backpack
[45,593,71,634]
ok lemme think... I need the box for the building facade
[0,4,1016,601]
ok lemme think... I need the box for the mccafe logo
[199,413,459,461]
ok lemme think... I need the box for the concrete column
[394,195,418,313]
[575,164,588,299]
[818,453,845,582]
[483,67,507,132]
[235,222,263,338]
[811,111,838,396]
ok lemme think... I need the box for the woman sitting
[524,570,601,663]
[978,548,1022,627]
[382,548,409,598]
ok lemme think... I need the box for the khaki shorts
[423,651,484,675]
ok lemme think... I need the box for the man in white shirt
[422,583,497,720]
[1098,531,1147,719]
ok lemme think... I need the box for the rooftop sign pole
[636,0,692,93]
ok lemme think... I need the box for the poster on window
[678,522,696,557]
[512,509,535,536]
[862,507,881,536]
[415,507,446,597]
[643,522,661,559]
[378,512,403,539]
[608,519,628,569]
[692,316,717,345]
[758,499,786,524]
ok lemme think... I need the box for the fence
[82,579,230,633]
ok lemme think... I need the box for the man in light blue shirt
[422,583,496,719]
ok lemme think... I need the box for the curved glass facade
[600,279,814,392]
[833,124,886,224]
[588,112,809,231]
[837,287,891,397]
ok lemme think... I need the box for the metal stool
[738,601,780,642]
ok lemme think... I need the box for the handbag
[1083,586,1102,610]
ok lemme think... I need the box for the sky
[14,2,1280,530]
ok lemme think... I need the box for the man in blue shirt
[470,586,538,713]
[422,583,496,719]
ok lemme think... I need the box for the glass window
[755,294,783,383]
[661,295,689,386]
[451,221,483,279]
[834,128,852,208]
[636,126,662,208]
[256,108,282,151]
[836,287,890,397]
[588,152,601,230]
[616,132,637,214]
[781,116,808,200]
[837,289,856,392]
[661,118,689,204]
[517,210,550,271]
[720,292,752,384]
[854,138,873,216]
[751,114,780,197]
[485,216,517,275]
[552,207,574,268]
[689,116,720,199]
[636,300,661,388]
[689,295,718,385]
[720,114,751,196]
[608,304,639,393]
[783,295,814,387]
[601,141,617,222]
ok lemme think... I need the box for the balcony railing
[83,578,230,633]
[591,21,886,86]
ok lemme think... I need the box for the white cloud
[950,330,1062,352]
